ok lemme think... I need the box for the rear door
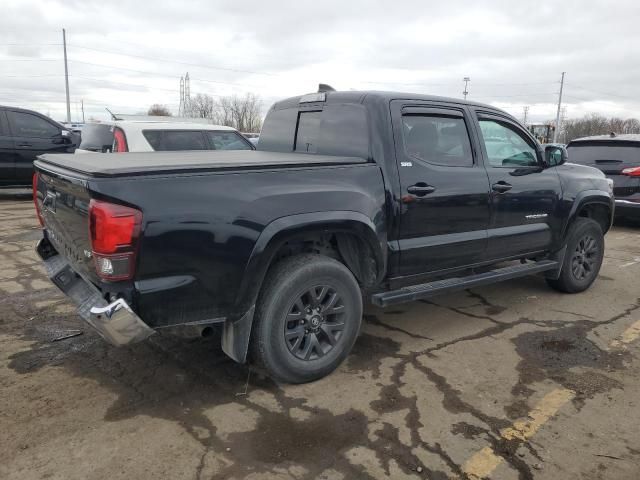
[0,109,17,185]
[6,109,68,184]
[567,141,640,200]
[472,111,562,259]
[391,100,491,275]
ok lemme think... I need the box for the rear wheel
[251,254,362,383]
[547,218,604,293]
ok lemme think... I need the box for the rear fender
[221,211,386,363]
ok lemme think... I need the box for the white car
[76,119,254,153]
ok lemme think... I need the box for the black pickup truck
[33,89,614,383]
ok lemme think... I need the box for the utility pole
[62,28,71,123]
[553,72,565,143]
[81,99,85,123]
[559,106,567,142]
[463,77,470,100]
[523,106,529,126]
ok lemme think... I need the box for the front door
[6,109,67,185]
[392,101,491,276]
[473,111,562,259]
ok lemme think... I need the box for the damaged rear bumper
[37,239,154,346]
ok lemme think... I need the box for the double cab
[33,89,613,383]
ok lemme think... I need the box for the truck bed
[36,150,367,177]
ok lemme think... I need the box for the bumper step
[37,239,154,346]
[371,260,559,307]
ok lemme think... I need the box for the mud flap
[544,245,567,280]
[221,305,255,363]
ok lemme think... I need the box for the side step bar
[371,260,559,307]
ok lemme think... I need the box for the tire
[547,218,604,293]
[251,253,363,384]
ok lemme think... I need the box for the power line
[1,74,64,78]
[66,44,278,77]
[0,43,62,46]
[66,60,262,89]
[70,75,180,93]
[565,83,637,102]
[0,58,59,62]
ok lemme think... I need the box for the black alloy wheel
[570,234,598,281]
[284,285,346,361]
[251,253,363,384]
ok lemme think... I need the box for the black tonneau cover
[36,150,367,177]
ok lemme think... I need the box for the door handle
[492,182,512,193]
[407,183,436,197]
[17,143,33,147]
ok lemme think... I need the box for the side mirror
[545,145,567,167]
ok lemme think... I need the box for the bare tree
[187,94,216,120]
[147,104,172,116]
[560,113,640,143]
[185,92,263,131]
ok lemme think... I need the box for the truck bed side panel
[88,164,385,328]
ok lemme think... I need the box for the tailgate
[34,168,97,282]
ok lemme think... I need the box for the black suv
[567,134,640,219]
[0,106,80,188]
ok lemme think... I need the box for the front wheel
[251,254,363,383]
[547,218,604,293]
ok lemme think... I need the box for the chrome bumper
[38,246,154,346]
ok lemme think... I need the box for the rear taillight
[113,127,128,153]
[32,172,44,227]
[89,199,142,281]
[622,166,640,177]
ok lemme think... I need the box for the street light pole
[463,77,470,100]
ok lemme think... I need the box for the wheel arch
[563,190,614,241]
[222,211,386,363]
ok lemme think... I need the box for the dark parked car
[567,134,640,219]
[33,89,613,383]
[0,106,79,188]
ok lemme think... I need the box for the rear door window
[402,114,473,167]
[8,111,60,138]
[143,130,207,151]
[205,131,252,150]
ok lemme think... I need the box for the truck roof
[269,90,500,112]
[36,150,367,177]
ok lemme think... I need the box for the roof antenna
[318,83,336,93]
[105,107,120,121]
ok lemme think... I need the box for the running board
[371,260,559,307]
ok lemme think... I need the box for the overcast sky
[1,0,638,124]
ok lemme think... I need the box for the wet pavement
[1,191,640,479]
